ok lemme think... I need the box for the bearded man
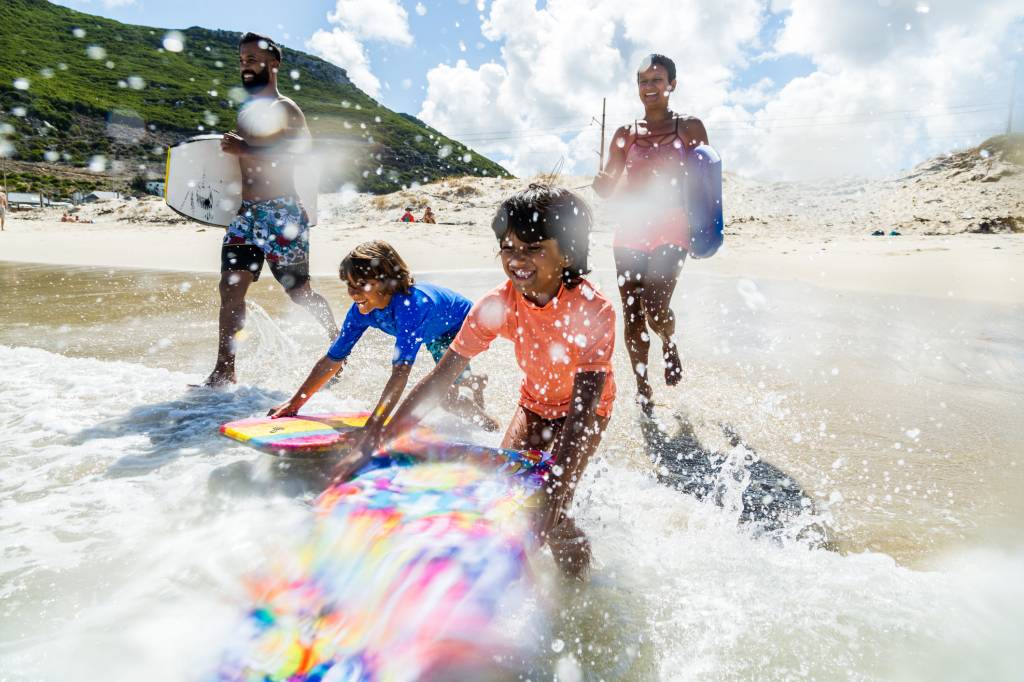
[203,32,337,387]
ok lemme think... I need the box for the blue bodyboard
[685,144,724,258]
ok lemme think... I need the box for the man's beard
[241,67,270,93]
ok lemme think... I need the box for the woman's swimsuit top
[624,116,688,203]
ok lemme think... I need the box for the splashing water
[0,264,1022,680]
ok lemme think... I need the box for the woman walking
[592,54,708,416]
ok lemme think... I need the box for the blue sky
[52,0,508,116]
[51,1,1023,179]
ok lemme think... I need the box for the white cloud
[307,28,381,97]
[415,2,427,17]
[737,0,1024,179]
[419,0,1023,180]
[308,0,413,99]
[420,0,761,176]
[327,0,413,46]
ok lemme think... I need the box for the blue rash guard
[326,282,472,365]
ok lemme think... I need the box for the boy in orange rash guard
[338,184,615,580]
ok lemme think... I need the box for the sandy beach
[2,166,1022,304]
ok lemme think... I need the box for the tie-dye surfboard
[216,415,551,681]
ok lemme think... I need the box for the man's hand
[267,401,298,418]
[221,131,248,156]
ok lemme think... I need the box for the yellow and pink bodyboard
[219,412,371,457]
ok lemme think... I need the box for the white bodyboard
[164,134,318,227]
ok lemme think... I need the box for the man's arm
[223,99,312,157]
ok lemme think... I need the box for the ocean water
[1,261,1021,680]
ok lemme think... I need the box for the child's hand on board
[267,402,298,418]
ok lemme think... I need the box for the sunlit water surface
[1,261,1022,680]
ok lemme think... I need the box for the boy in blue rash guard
[269,240,498,448]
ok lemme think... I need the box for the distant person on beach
[356,185,616,580]
[592,53,708,416]
[203,32,337,387]
[268,240,498,445]
[400,208,415,223]
[0,187,7,231]
[421,206,436,224]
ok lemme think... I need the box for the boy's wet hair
[239,32,283,62]
[340,240,414,294]
[637,53,676,82]
[491,183,593,289]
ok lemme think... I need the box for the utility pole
[1008,61,1019,135]
[591,97,607,173]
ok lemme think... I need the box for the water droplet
[13,78,29,90]
[163,31,185,53]
[551,638,565,653]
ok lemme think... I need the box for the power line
[435,103,1012,144]
[429,92,1020,139]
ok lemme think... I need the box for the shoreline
[1,219,1022,305]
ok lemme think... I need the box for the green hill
[0,0,510,196]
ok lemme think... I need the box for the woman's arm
[680,116,709,148]
[591,125,632,197]
[539,370,608,536]
[268,355,344,417]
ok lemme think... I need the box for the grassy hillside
[0,0,509,195]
